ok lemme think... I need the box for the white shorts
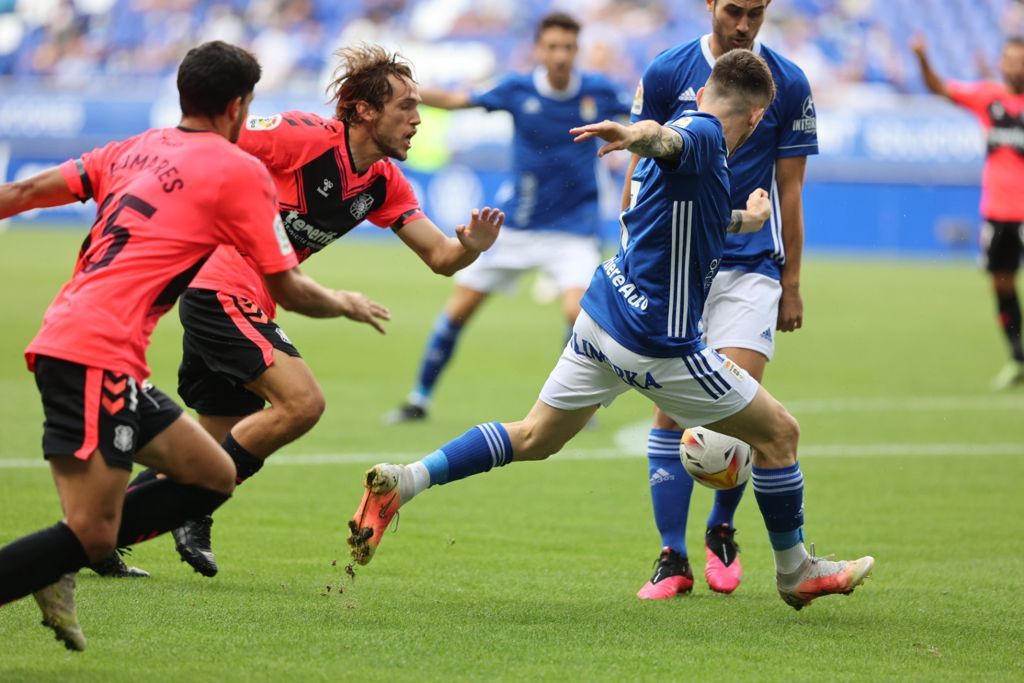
[702,270,782,360]
[539,311,759,428]
[454,228,602,294]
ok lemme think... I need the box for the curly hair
[326,44,415,124]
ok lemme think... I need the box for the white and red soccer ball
[679,426,752,490]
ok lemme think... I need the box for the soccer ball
[680,427,752,490]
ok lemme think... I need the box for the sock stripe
[476,423,500,468]
[752,468,804,494]
[477,422,511,467]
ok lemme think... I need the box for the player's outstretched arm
[726,189,771,234]
[0,167,78,220]
[776,156,808,332]
[395,208,504,276]
[910,35,952,99]
[263,267,390,333]
[571,120,682,161]
[419,87,474,110]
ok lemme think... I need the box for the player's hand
[336,291,390,334]
[746,188,771,224]
[455,207,504,253]
[777,284,804,333]
[570,120,633,157]
[910,34,927,59]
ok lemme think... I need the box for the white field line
[783,394,1024,414]
[0,441,1021,470]
[0,395,1020,470]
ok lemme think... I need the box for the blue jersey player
[630,0,819,600]
[386,12,632,424]
[349,49,875,612]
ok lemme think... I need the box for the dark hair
[326,44,415,124]
[708,49,776,113]
[535,11,581,42]
[177,41,261,118]
[1007,36,1024,49]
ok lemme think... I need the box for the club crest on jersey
[247,115,282,131]
[631,81,644,116]
[522,97,542,114]
[350,193,375,220]
[579,96,598,122]
[793,96,817,133]
[113,425,135,453]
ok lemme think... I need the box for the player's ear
[355,100,377,124]
[226,96,243,123]
[695,86,705,107]
[748,106,766,129]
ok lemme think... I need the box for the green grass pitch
[0,228,1021,681]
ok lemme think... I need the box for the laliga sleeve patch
[670,116,694,129]
[631,81,644,116]
[273,214,294,256]
[247,115,283,131]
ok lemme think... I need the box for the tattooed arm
[570,120,683,161]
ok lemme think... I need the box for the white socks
[399,462,431,504]
[774,543,810,574]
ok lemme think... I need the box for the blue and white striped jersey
[580,111,730,357]
[631,35,817,279]
[471,68,632,236]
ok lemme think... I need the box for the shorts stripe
[74,366,102,460]
[682,354,723,399]
[216,292,274,366]
[691,352,730,396]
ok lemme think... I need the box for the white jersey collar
[700,33,763,67]
[533,67,581,100]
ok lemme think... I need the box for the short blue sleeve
[469,75,519,112]
[775,71,818,158]
[657,114,721,175]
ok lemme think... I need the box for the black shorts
[34,356,183,471]
[981,219,1024,273]
[177,288,301,417]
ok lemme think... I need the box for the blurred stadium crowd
[0,0,1018,99]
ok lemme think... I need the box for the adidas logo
[677,87,697,102]
[650,467,676,485]
[760,328,773,341]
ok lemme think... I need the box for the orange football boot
[776,546,875,610]
[347,464,403,565]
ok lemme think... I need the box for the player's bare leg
[351,400,598,564]
[31,452,132,651]
[704,387,874,609]
[163,351,322,576]
[4,415,234,650]
[386,285,491,423]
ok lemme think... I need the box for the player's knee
[209,460,238,495]
[282,386,325,437]
[66,516,119,562]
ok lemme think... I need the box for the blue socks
[707,480,747,529]
[647,428,692,556]
[752,463,805,550]
[410,314,463,404]
[420,422,513,486]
